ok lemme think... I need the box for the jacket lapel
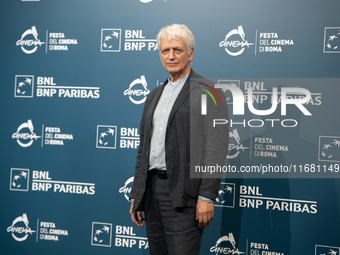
[146,80,167,131]
[167,69,198,125]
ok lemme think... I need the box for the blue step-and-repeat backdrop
[1,0,340,254]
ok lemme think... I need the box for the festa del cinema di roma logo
[12,119,41,147]
[16,26,45,54]
[124,75,150,104]
[7,213,36,242]
[219,25,254,56]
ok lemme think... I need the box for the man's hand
[129,201,145,228]
[196,198,214,229]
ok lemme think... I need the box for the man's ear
[189,49,194,61]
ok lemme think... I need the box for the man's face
[159,36,194,81]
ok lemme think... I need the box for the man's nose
[168,49,175,59]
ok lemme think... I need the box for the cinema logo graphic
[12,119,41,147]
[315,245,340,255]
[15,75,34,97]
[219,25,254,56]
[119,177,134,202]
[7,214,36,242]
[101,29,157,52]
[12,120,74,147]
[16,26,45,54]
[124,75,150,104]
[7,214,68,242]
[91,222,112,247]
[14,75,100,99]
[319,136,340,162]
[324,27,340,53]
[210,233,244,255]
[10,169,29,192]
[228,129,249,159]
[220,27,295,55]
[96,126,139,149]
[17,26,78,53]
[115,225,149,250]
[215,182,235,208]
[239,185,317,214]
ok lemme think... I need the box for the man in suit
[129,24,229,255]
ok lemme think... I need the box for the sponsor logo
[31,170,95,195]
[219,27,295,56]
[115,225,148,249]
[215,182,235,208]
[43,126,74,146]
[17,27,77,53]
[39,221,69,241]
[48,32,78,51]
[219,26,254,56]
[119,177,134,201]
[96,125,117,149]
[7,214,69,242]
[15,75,34,97]
[101,29,157,52]
[7,214,36,241]
[124,75,150,104]
[228,129,249,159]
[91,222,112,247]
[324,27,340,53]
[12,120,41,147]
[96,126,139,149]
[210,233,244,255]
[315,245,340,255]
[319,136,340,162]
[249,242,285,255]
[253,136,289,159]
[15,75,100,99]
[10,169,29,191]
[101,29,121,52]
[239,185,317,214]
[9,169,95,195]
[16,26,45,54]
[12,120,74,147]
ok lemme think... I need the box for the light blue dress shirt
[149,74,189,170]
[148,74,213,203]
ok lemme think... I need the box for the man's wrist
[198,195,214,203]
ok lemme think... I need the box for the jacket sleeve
[129,92,151,200]
[197,88,229,201]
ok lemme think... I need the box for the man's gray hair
[157,24,195,55]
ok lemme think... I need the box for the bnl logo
[101,29,121,52]
[10,168,29,191]
[96,125,117,149]
[15,75,34,98]
[91,222,112,247]
[201,83,312,116]
[315,245,340,255]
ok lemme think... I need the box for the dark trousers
[144,175,203,255]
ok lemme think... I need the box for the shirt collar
[167,73,189,87]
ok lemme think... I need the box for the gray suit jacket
[130,69,229,211]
